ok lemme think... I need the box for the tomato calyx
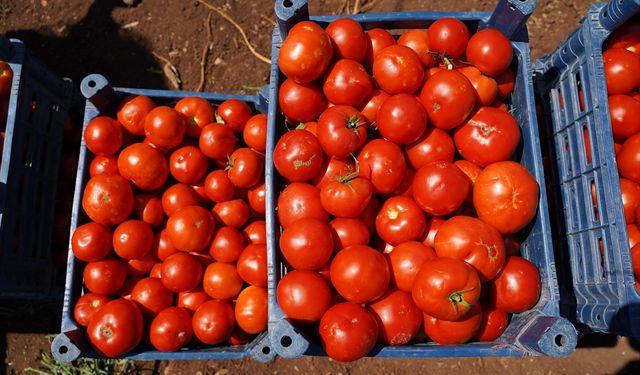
[346,114,364,133]
[334,157,361,192]
[477,240,499,260]
[100,324,114,340]
[224,155,235,172]
[468,119,497,137]
[215,113,224,124]
[448,287,475,313]
[295,123,307,130]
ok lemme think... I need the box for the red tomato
[71,222,112,262]
[387,241,436,292]
[329,218,370,252]
[454,160,482,186]
[423,304,482,344]
[279,79,325,123]
[166,205,215,252]
[144,106,186,150]
[495,69,515,100]
[320,174,373,218]
[330,245,390,303]
[217,99,253,133]
[203,262,244,300]
[358,139,407,194]
[373,45,425,95]
[280,218,333,270]
[161,252,203,292]
[420,69,476,129]
[277,182,329,228]
[228,327,254,346]
[326,18,367,62]
[204,170,235,203]
[376,196,426,245]
[243,114,267,153]
[117,142,168,191]
[606,22,640,53]
[84,116,122,156]
[323,59,372,107]
[125,253,156,276]
[317,105,368,159]
[618,133,640,183]
[311,157,355,189]
[632,243,640,276]
[74,293,111,327]
[243,220,267,245]
[150,306,193,351]
[377,93,427,145]
[212,199,250,228]
[199,123,236,159]
[609,95,640,139]
[504,234,522,256]
[117,95,155,136]
[235,286,268,334]
[237,244,268,287]
[398,29,437,68]
[474,305,508,341]
[247,180,266,215]
[116,276,142,300]
[458,66,499,106]
[427,18,469,58]
[130,277,173,317]
[177,289,211,314]
[302,121,318,136]
[363,28,396,69]
[473,161,539,234]
[466,29,512,77]
[387,168,416,198]
[405,128,455,169]
[412,257,481,321]
[209,226,245,263]
[161,183,200,216]
[82,173,134,226]
[413,161,470,216]
[489,256,541,313]
[274,129,324,182]
[113,220,153,260]
[169,145,208,184]
[192,300,235,344]
[359,196,382,233]
[603,48,640,95]
[174,97,214,138]
[227,148,264,188]
[279,21,333,83]
[87,299,143,357]
[359,90,390,125]
[277,270,331,323]
[633,223,640,249]
[83,258,127,296]
[319,302,378,362]
[153,230,178,261]
[134,194,164,228]
[89,155,119,177]
[620,178,640,223]
[368,289,422,345]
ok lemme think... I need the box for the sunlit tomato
[74,293,111,327]
[227,148,264,188]
[277,270,331,323]
[319,302,378,362]
[169,145,208,184]
[84,116,122,156]
[247,180,266,215]
[376,196,426,245]
[323,59,372,107]
[174,96,214,138]
[495,69,515,100]
[149,307,193,352]
[118,143,168,191]
[274,129,324,182]
[204,169,235,203]
[71,222,112,262]
[125,252,156,276]
[363,28,396,69]
[202,262,243,300]
[358,90,390,125]
[368,289,422,346]
[473,161,539,234]
[82,174,134,226]
[358,139,406,194]
[243,220,266,245]
[117,95,155,136]
[618,133,640,183]
[317,105,367,159]
[377,93,427,145]
[405,128,455,169]
[277,182,329,228]
[161,183,200,217]
[199,123,236,159]
[242,114,267,153]
[609,95,640,139]
[474,305,508,341]
[621,178,640,223]
[320,174,373,218]
[217,99,253,133]
[208,227,245,263]
[420,69,476,129]
[177,289,210,314]
[130,277,173,317]
[311,157,355,189]
[373,45,425,95]
[458,66,499,106]
[211,199,249,228]
[412,257,481,321]
[113,220,153,260]
[280,218,333,270]
[398,29,437,68]
[235,286,268,334]
[466,29,512,77]
[237,244,268,287]
[152,230,177,261]
[84,258,127,295]
[454,160,482,187]
[134,194,164,228]
[423,304,482,345]
[330,245,390,303]
[89,155,119,177]
[489,256,540,313]
[387,241,436,292]
[87,299,143,357]
[279,21,333,83]
[325,17,367,62]
[192,300,235,344]
[428,18,469,58]
[604,48,640,95]
[413,161,470,216]
[161,252,203,292]
[329,218,370,252]
[144,106,186,150]
[279,78,325,124]
[166,205,215,252]
[606,22,640,53]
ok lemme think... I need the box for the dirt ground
[2,0,640,374]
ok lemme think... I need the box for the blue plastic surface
[266,0,576,359]
[0,37,75,300]
[51,74,275,363]
[534,0,640,338]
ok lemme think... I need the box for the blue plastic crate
[534,0,640,338]
[0,37,76,300]
[265,0,576,359]
[50,74,275,363]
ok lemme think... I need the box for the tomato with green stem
[357,139,406,194]
[317,105,368,159]
[226,148,264,188]
[320,165,373,218]
[174,96,214,138]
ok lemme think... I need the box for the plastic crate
[534,0,640,338]
[50,74,275,363]
[265,0,577,359]
[0,37,76,300]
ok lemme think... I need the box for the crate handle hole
[58,345,68,354]
[283,0,293,8]
[596,314,602,321]
[554,334,567,347]
[87,80,97,88]
[603,11,608,18]
[280,335,292,348]
[262,346,271,355]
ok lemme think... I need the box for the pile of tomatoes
[600,21,640,291]
[273,17,543,361]
[71,95,268,356]
[0,59,12,160]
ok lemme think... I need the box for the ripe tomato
[633,223,640,249]
[423,304,482,345]
[474,305,508,341]
[134,194,164,228]
[150,306,193,351]
[117,142,168,191]
[161,253,203,292]
[458,66,499,106]
[398,29,437,68]
[280,218,333,270]
[125,253,156,276]
[169,145,208,184]
[454,160,482,187]
[618,133,640,183]
[161,183,200,216]
[621,178,640,223]
[217,99,253,133]
[323,59,372,107]
[359,90,390,125]
[227,148,264,188]
[277,182,329,228]
[87,299,143,357]
[358,196,381,233]
[144,106,186,150]
[153,230,177,261]
[237,244,268,287]
[606,22,640,53]
[177,289,210,314]
[609,95,640,139]
[74,293,111,327]
[243,114,267,153]
[329,218,370,252]
[495,69,515,100]
[130,277,173,317]
[377,93,427,145]
[376,196,426,245]
[117,95,155,136]
[202,262,243,300]
[387,168,416,198]
[209,226,245,262]
[279,21,333,83]
[489,256,540,313]
[84,116,122,156]
[423,216,445,248]
[363,28,395,69]
[235,286,268,334]
[326,18,368,62]
[320,174,373,218]
[311,157,355,189]
[204,169,235,203]
[387,241,436,292]
[274,129,324,182]
[473,161,539,234]
[243,220,266,245]
[428,18,469,58]
[277,270,331,323]
[413,161,470,216]
[373,45,425,95]
[228,327,254,346]
[212,199,250,228]
[71,222,112,262]
[83,258,127,296]
[192,300,235,344]
[199,123,236,159]
[330,245,390,303]
[113,220,153,260]
[412,257,481,321]
[466,29,512,77]
[319,302,378,362]
[405,128,455,170]
[82,173,134,226]
[420,69,476,129]
[89,155,119,177]
[174,96,214,138]
[632,243,640,275]
[166,205,215,252]
[279,78,326,123]
[358,139,407,194]
[368,289,422,346]
[603,48,640,95]
[247,180,266,215]
[317,105,368,159]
